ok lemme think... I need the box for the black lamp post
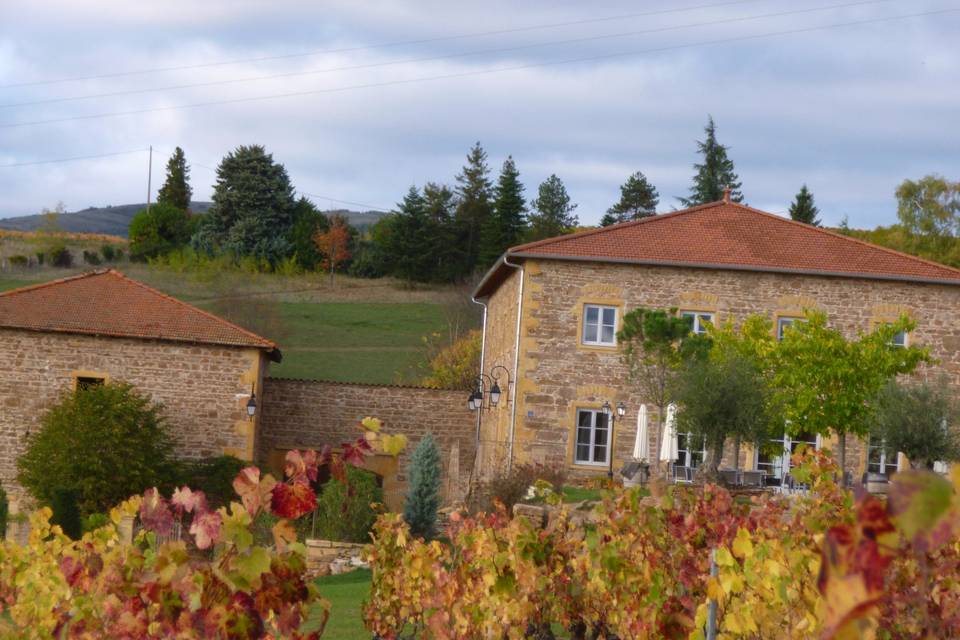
[467,365,512,412]
[602,400,627,479]
[246,384,257,420]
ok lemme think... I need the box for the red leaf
[270,482,317,519]
[232,466,276,517]
[341,441,369,467]
[189,510,223,550]
[139,488,174,536]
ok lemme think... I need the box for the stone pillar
[445,441,461,503]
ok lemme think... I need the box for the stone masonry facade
[258,378,476,510]
[478,258,960,481]
[0,328,267,503]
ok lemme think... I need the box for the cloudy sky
[0,0,957,227]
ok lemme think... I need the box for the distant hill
[0,203,386,237]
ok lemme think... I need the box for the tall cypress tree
[789,184,821,226]
[601,171,659,226]
[403,433,441,539]
[527,174,578,241]
[454,142,493,275]
[156,147,192,211]
[678,116,743,207]
[479,156,527,267]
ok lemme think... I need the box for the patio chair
[717,468,739,486]
[740,470,765,488]
[672,464,694,484]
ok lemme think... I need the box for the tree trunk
[733,434,741,471]
[838,431,847,486]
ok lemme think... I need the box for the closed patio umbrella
[658,404,679,463]
[633,404,649,460]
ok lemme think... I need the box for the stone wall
[258,378,476,510]
[0,328,266,502]
[481,258,960,480]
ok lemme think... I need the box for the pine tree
[528,174,578,241]
[601,171,659,226]
[384,186,430,282]
[479,156,527,266]
[156,147,192,211]
[454,142,493,275]
[192,145,297,263]
[789,184,821,226]
[403,433,441,539]
[678,116,743,207]
[423,182,462,282]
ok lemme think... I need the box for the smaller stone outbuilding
[0,269,281,505]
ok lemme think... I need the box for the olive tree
[872,379,960,470]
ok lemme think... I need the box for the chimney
[722,187,731,203]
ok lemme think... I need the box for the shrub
[34,251,44,265]
[49,489,82,539]
[403,434,441,539]
[177,455,250,509]
[82,249,101,265]
[420,329,482,390]
[7,255,28,267]
[310,467,383,542]
[81,512,110,534]
[466,462,567,514]
[16,382,176,514]
[100,244,118,262]
[49,245,72,267]
[129,202,194,261]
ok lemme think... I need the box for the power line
[2,7,953,130]
[0,0,904,110]
[0,148,148,168]
[0,0,771,89]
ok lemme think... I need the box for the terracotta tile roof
[0,270,280,355]
[474,200,960,297]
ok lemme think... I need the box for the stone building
[0,269,280,503]
[0,269,475,509]
[471,196,960,484]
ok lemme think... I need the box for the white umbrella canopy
[658,404,679,462]
[633,404,649,460]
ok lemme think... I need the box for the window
[680,311,714,336]
[582,305,617,346]
[867,435,899,477]
[777,317,805,341]
[574,409,610,465]
[75,376,105,391]
[890,329,908,348]
[755,430,818,485]
[677,432,705,469]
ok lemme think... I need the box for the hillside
[0,203,386,237]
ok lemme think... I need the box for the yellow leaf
[361,416,383,432]
[381,434,408,456]
[732,528,754,559]
[715,547,735,567]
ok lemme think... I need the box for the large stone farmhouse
[472,196,960,484]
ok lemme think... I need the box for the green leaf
[888,470,954,545]
[233,547,272,588]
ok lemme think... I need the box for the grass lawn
[258,302,449,384]
[560,486,604,503]
[315,568,371,639]
[0,278,31,292]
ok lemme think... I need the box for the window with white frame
[677,432,706,469]
[574,409,610,465]
[582,304,617,346]
[890,329,908,348]
[867,435,899,477]
[755,429,819,485]
[680,311,714,336]
[776,316,806,341]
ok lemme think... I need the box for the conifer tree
[387,186,430,282]
[789,184,821,226]
[527,174,578,241]
[156,147,192,211]
[454,142,493,275]
[403,433,441,539]
[678,116,743,207]
[601,171,659,226]
[423,182,462,282]
[191,145,297,263]
[479,156,527,266]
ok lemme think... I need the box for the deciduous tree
[314,214,352,284]
[129,202,194,260]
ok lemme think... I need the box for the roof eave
[505,252,960,287]
[472,253,523,300]
[0,323,280,352]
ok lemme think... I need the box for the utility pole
[146,145,153,215]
